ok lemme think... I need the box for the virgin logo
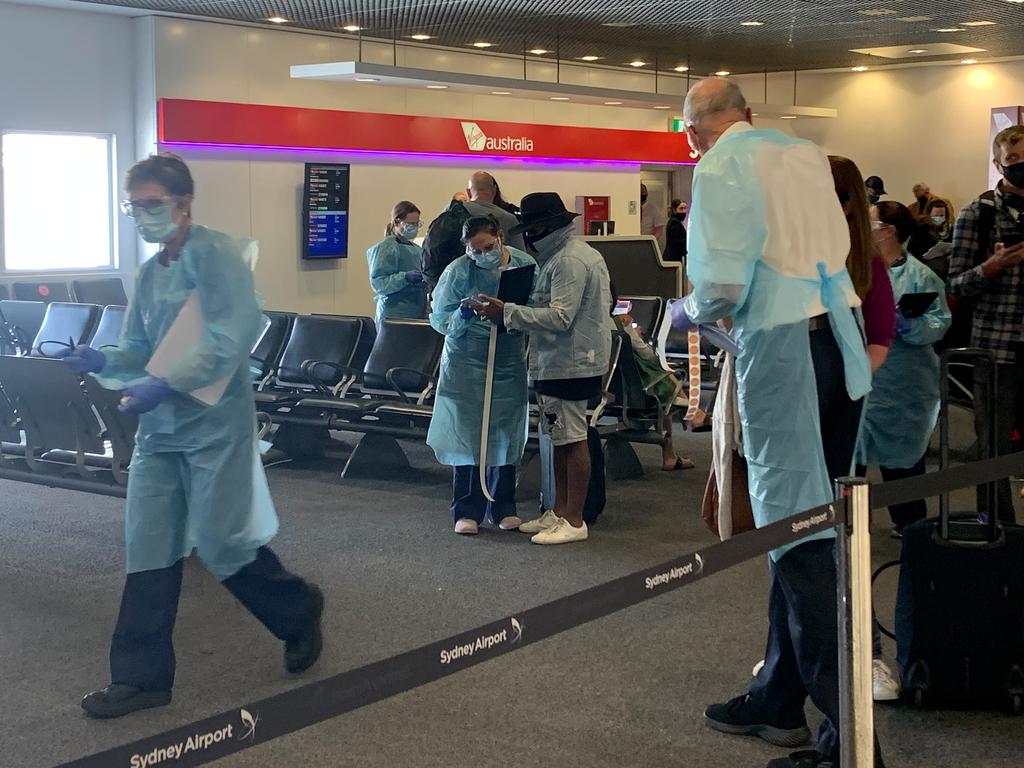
[461,122,487,151]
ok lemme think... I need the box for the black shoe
[285,584,324,674]
[704,693,811,748]
[766,751,832,768]
[81,684,171,719]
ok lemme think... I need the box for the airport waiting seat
[0,300,48,355]
[87,305,127,350]
[621,296,665,347]
[250,311,294,385]
[0,285,9,301]
[30,302,100,357]
[71,277,128,306]
[584,236,684,301]
[313,313,376,373]
[12,280,73,303]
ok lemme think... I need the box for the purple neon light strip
[159,140,696,167]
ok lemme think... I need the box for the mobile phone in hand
[1001,232,1024,248]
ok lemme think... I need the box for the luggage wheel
[1011,694,1022,716]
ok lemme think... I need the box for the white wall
[736,61,1024,213]
[0,1,137,286]
[151,18,664,316]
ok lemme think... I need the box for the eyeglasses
[120,197,175,217]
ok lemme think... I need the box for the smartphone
[612,299,633,316]
[1001,232,1024,248]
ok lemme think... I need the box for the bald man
[465,172,525,251]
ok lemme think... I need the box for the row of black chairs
[0,301,126,357]
[0,277,127,307]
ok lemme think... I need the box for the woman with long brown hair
[829,156,896,372]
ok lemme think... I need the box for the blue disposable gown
[95,224,278,579]
[426,248,536,467]
[682,125,871,560]
[367,235,427,326]
[856,253,951,468]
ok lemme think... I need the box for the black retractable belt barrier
[53,453,1024,768]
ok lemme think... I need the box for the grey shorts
[537,394,589,447]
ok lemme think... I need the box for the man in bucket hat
[475,192,611,544]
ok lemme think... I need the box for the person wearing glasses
[58,153,324,719]
[366,200,427,328]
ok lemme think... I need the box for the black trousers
[856,456,929,530]
[747,324,864,760]
[109,547,317,691]
[450,464,517,524]
[973,349,1023,523]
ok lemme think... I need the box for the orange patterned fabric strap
[685,327,701,422]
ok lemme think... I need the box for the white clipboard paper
[145,291,230,406]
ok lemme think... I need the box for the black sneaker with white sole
[704,693,811,748]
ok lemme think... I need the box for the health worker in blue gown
[427,215,535,536]
[59,154,323,720]
[857,201,951,533]
[671,79,875,768]
[366,200,427,327]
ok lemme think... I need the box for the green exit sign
[671,118,687,132]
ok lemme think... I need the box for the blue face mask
[397,222,419,240]
[931,215,946,227]
[135,205,180,244]
[468,242,504,269]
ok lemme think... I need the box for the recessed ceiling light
[908,49,928,54]
[528,48,549,55]
[410,34,432,40]
[602,21,638,27]
[780,115,798,119]
[628,60,647,67]
[963,20,996,26]
[741,21,765,26]
[354,77,379,82]
[604,101,623,105]
[961,58,979,64]
[897,15,932,22]
[933,28,964,32]
[550,96,570,101]
[580,55,602,61]
[715,70,731,76]
[471,41,494,48]
[491,91,512,95]
[426,85,448,89]
[266,16,288,24]
[653,106,671,109]
[859,8,897,16]
[673,65,689,72]
[342,25,361,32]
[852,66,869,72]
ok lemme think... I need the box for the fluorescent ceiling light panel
[472,41,494,48]
[342,25,361,32]
[267,16,288,24]
[673,66,689,72]
[741,21,765,26]
[528,48,549,55]
[410,34,432,40]
[897,16,932,22]
[580,55,601,61]
[849,42,984,58]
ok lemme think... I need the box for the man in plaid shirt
[948,125,1024,522]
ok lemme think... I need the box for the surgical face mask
[135,205,180,244]
[1000,161,1024,189]
[931,215,946,227]
[467,241,503,269]
[397,222,419,240]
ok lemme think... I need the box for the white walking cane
[478,321,499,501]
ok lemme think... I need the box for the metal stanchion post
[835,477,874,768]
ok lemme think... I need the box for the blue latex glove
[670,298,694,330]
[895,307,912,336]
[119,377,172,414]
[458,301,476,320]
[57,344,106,374]
[404,270,424,284]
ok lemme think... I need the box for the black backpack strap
[975,190,998,264]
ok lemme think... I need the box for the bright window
[2,132,116,272]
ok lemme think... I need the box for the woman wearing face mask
[664,198,688,263]
[366,201,427,328]
[830,156,896,373]
[426,216,536,535]
[58,154,323,718]
[920,199,956,280]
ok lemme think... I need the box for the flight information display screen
[302,163,350,259]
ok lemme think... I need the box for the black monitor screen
[303,163,350,259]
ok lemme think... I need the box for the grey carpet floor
[1,428,1021,768]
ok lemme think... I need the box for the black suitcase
[894,349,1024,713]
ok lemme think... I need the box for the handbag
[702,449,755,539]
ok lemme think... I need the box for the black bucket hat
[865,175,887,195]
[508,192,579,236]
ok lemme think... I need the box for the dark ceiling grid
[76,0,1024,73]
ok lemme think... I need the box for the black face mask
[1001,161,1024,190]
[523,228,551,250]
[917,195,928,208]
[674,212,687,221]
[640,195,648,204]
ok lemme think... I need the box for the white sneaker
[454,518,479,535]
[752,659,765,678]
[498,516,522,531]
[872,658,900,701]
[518,509,560,534]
[531,517,588,545]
